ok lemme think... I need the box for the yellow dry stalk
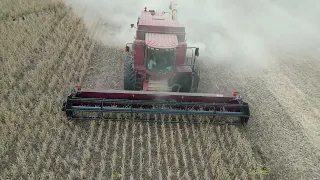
[252,166,270,175]
[169,122,180,178]
[110,122,120,179]
[120,121,129,178]
[0,138,9,157]
[112,173,122,179]
[154,123,162,180]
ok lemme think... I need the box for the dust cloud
[65,0,320,69]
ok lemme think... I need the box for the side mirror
[195,48,199,57]
[125,45,130,52]
[130,24,134,28]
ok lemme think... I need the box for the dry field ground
[1,0,319,180]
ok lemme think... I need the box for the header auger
[62,1,251,125]
[62,86,250,125]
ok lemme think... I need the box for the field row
[0,2,97,179]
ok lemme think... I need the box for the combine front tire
[123,55,136,90]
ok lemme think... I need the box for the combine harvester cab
[62,1,251,125]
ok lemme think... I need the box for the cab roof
[145,33,178,49]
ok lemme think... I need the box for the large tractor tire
[123,55,136,90]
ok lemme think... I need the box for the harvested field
[1,0,319,180]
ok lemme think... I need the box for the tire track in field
[275,56,320,113]
[261,68,320,149]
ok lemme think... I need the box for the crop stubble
[199,49,320,179]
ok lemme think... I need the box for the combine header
[62,1,250,125]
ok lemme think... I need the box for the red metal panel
[136,10,186,41]
[139,11,183,27]
[133,39,145,69]
[136,27,185,41]
[145,33,178,49]
[143,78,149,91]
[176,42,187,65]
[68,89,245,113]
[74,89,236,103]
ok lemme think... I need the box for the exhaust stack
[169,1,178,21]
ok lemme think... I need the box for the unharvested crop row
[0,0,65,21]
[0,1,98,178]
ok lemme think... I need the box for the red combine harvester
[62,1,250,125]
